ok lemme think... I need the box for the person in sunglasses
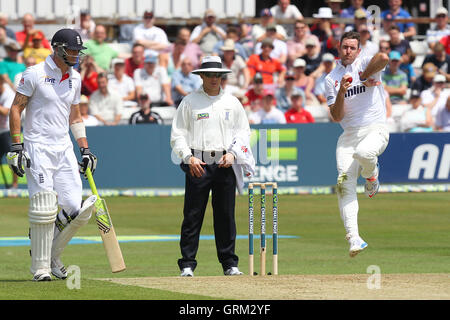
[170,56,252,277]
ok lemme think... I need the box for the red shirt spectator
[440,35,450,55]
[15,14,51,49]
[284,88,314,123]
[125,43,145,78]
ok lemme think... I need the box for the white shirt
[400,105,428,132]
[360,41,379,59]
[89,89,123,123]
[82,114,100,127]
[108,74,135,100]
[252,24,287,42]
[420,87,449,118]
[0,83,15,133]
[16,55,81,145]
[248,107,287,124]
[325,55,386,130]
[270,4,303,37]
[171,86,250,161]
[134,67,169,103]
[133,24,169,57]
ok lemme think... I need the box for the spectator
[125,43,145,78]
[13,56,36,88]
[400,48,416,87]
[311,53,336,105]
[73,9,96,41]
[15,13,51,49]
[379,13,398,42]
[160,38,186,78]
[357,24,378,58]
[270,0,303,38]
[22,32,52,64]
[244,73,266,113]
[0,42,26,87]
[326,0,344,17]
[84,25,119,72]
[173,27,203,69]
[292,58,317,106]
[108,58,136,107]
[381,0,416,38]
[0,12,16,40]
[382,51,408,104]
[275,70,297,111]
[388,25,410,59]
[248,90,286,124]
[134,54,173,106]
[422,42,450,82]
[129,93,163,125]
[80,55,99,97]
[213,26,249,60]
[286,20,320,68]
[190,8,226,55]
[344,8,369,32]
[379,40,391,55]
[426,7,450,50]
[412,63,437,93]
[439,34,450,55]
[237,23,254,58]
[79,95,99,126]
[301,38,323,76]
[420,74,449,120]
[89,73,124,126]
[321,26,342,58]
[133,10,170,57]
[220,39,250,89]
[434,96,450,131]
[340,0,370,19]
[0,26,17,60]
[310,7,338,42]
[247,38,286,86]
[252,8,287,42]
[171,57,202,107]
[285,88,315,123]
[220,73,241,96]
[400,89,433,132]
[254,23,288,65]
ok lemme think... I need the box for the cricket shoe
[51,258,67,280]
[180,267,194,277]
[224,267,243,276]
[365,164,380,198]
[346,234,368,257]
[32,269,52,282]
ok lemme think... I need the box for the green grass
[0,192,449,299]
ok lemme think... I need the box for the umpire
[171,56,251,277]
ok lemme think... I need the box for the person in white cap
[427,7,450,50]
[325,31,390,257]
[108,58,136,108]
[420,73,449,121]
[170,55,251,277]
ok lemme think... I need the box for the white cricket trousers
[335,123,389,236]
[24,141,82,215]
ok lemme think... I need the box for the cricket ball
[347,77,353,83]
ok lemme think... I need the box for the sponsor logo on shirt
[344,85,366,98]
[44,76,56,84]
[197,113,209,120]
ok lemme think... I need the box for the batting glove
[79,147,97,177]
[6,143,31,177]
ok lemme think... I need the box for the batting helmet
[51,28,86,66]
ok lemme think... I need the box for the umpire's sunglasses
[203,72,223,78]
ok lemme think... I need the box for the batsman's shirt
[17,55,81,145]
[325,55,386,130]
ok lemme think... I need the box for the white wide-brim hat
[313,7,333,19]
[192,56,232,74]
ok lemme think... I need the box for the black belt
[191,149,226,162]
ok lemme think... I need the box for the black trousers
[178,161,238,272]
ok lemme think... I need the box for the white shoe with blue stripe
[346,234,368,257]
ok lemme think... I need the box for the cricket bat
[85,167,126,273]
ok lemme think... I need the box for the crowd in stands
[0,0,449,132]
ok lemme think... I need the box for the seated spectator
[381,0,416,38]
[412,63,437,93]
[84,25,119,72]
[327,0,344,17]
[248,90,286,124]
[286,20,320,68]
[340,0,370,19]
[301,38,323,76]
[108,58,136,107]
[244,73,266,113]
[311,53,336,105]
[358,24,378,58]
[73,9,96,41]
[129,93,163,125]
[422,42,450,82]
[388,25,410,58]
[321,27,342,58]
[220,39,250,89]
[171,57,202,107]
[379,40,391,55]
[400,89,433,132]
[80,55,99,97]
[383,51,408,104]
[190,9,226,55]
[22,32,51,64]
[213,26,249,60]
[125,43,145,78]
[133,10,169,57]
[247,39,286,86]
[310,7,339,42]
[400,48,416,87]
[0,42,26,87]
[15,13,51,49]
[13,56,36,88]
[285,88,314,123]
[79,95,99,126]
[420,74,449,120]
[254,23,288,65]
[89,73,124,126]
[134,54,173,106]
[275,70,297,111]
[427,7,450,50]
[292,58,317,105]
[440,34,450,55]
[220,74,242,96]
[252,8,287,42]
[238,23,255,58]
[344,8,370,32]
[0,12,16,40]
[270,0,303,38]
[173,27,203,69]
[160,37,186,78]
[0,26,17,60]
[434,96,450,131]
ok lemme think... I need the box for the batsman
[7,28,97,281]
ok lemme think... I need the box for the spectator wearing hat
[300,38,323,76]
[251,8,287,43]
[286,20,320,69]
[381,0,416,39]
[248,89,286,124]
[0,12,16,40]
[340,0,370,19]
[382,51,408,104]
[426,7,450,50]
[246,39,286,86]
[421,74,449,121]
[357,24,379,59]
[310,7,340,43]
[275,70,297,111]
[83,25,119,72]
[435,96,450,131]
[292,58,317,105]
[190,9,226,55]
[15,13,51,50]
[73,9,96,41]
[134,53,173,106]
[0,42,26,87]
[399,89,433,133]
[284,88,315,124]
[125,42,145,78]
[219,39,250,89]
[79,95,99,127]
[270,0,303,38]
[22,31,52,64]
[412,62,438,93]
[244,73,266,113]
[254,23,288,65]
[0,26,17,60]
[129,93,163,125]
[311,53,336,105]
[171,56,202,107]
[133,10,170,57]
[212,26,248,60]
[108,58,136,108]
[422,42,450,82]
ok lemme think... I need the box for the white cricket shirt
[17,55,81,145]
[171,86,251,161]
[325,55,386,130]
